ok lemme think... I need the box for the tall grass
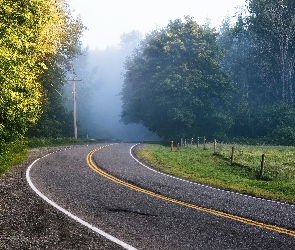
[0,137,84,177]
[0,140,28,176]
[26,137,83,148]
[136,143,295,204]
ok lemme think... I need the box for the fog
[63,31,159,141]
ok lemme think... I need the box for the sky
[67,0,246,50]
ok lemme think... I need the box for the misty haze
[64,31,159,142]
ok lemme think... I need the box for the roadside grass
[136,143,295,204]
[0,137,84,177]
[0,141,28,176]
[26,137,83,148]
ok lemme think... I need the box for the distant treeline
[121,0,295,145]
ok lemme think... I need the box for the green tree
[0,0,85,142]
[0,0,63,142]
[218,0,295,144]
[247,0,295,104]
[218,13,265,138]
[27,1,85,138]
[121,17,232,140]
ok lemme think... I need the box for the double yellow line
[86,145,295,238]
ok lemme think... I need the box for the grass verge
[0,137,84,177]
[0,141,28,176]
[136,143,295,204]
[26,137,83,148]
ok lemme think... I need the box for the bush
[270,126,295,146]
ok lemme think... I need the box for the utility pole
[67,78,82,139]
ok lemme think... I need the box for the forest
[1,0,295,149]
[121,0,295,145]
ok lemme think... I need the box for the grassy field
[136,143,295,204]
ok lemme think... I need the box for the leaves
[247,0,295,104]
[121,17,232,140]
[0,0,85,142]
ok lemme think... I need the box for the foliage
[0,140,28,176]
[137,143,295,204]
[0,0,85,142]
[247,0,295,105]
[218,0,295,145]
[121,17,232,140]
[0,137,83,177]
[26,105,75,138]
[26,1,85,138]
[0,0,44,141]
[26,137,82,148]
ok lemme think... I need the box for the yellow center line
[86,145,295,238]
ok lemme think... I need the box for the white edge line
[129,144,294,208]
[26,157,137,250]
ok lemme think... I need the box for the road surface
[28,143,295,249]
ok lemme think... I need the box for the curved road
[28,143,295,249]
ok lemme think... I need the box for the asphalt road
[28,143,295,249]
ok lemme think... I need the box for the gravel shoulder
[0,146,122,250]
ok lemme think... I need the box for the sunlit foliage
[0,0,85,142]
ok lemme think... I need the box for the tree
[120,30,142,50]
[0,0,85,142]
[247,0,295,104]
[0,0,60,141]
[218,13,265,138]
[27,1,85,138]
[121,17,232,140]
[217,0,295,144]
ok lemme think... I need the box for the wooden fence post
[203,136,206,149]
[177,143,180,151]
[231,146,235,165]
[171,141,174,152]
[259,154,265,178]
[213,139,216,154]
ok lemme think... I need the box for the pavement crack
[106,207,158,217]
